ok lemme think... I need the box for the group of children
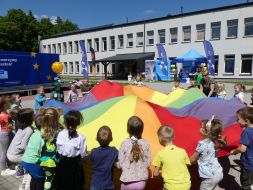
[172,79,247,103]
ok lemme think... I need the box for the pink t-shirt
[0,112,10,132]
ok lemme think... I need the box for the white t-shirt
[234,92,244,103]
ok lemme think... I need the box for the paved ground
[0,81,250,190]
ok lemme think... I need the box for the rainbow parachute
[45,81,244,157]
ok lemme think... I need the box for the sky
[0,0,250,29]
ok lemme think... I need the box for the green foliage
[0,9,78,52]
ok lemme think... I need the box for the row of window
[43,17,253,54]
[62,61,116,74]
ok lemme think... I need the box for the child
[118,116,151,190]
[187,78,197,89]
[40,107,62,190]
[171,80,182,92]
[7,108,34,177]
[216,82,227,99]
[133,75,144,87]
[56,110,87,190]
[234,83,245,104]
[152,126,191,190]
[10,94,22,109]
[230,107,253,190]
[21,115,45,190]
[35,86,47,112]
[89,126,118,190]
[50,81,64,102]
[0,96,15,176]
[190,117,227,190]
[66,84,79,103]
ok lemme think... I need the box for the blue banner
[145,60,156,81]
[155,60,171,81]
[156,44,170,80]
[0,51,58,86]
[79,40,88,79]
[203,40,215,77]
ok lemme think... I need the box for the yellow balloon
[51,62,63,74]
[171,65,175,68]
[171,69,176,72]
[203,67,207,71]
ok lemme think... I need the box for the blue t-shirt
[34,94,46,111]
[89,146,118,189]
[240,127,253,171]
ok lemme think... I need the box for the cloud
[50,16,58,25]
[41,14,49,19]
[143,10,155,15]
[33,14,39,19]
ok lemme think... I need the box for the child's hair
[237,107,253,124]
[201,119,227,149]
[37,86,44,92]
[10,94,18,103]
[216,82,225,91]
[16,108,34,130]
[64,110,83,139]
[42,107,61,141]
[157,125,174,145]
[0,96,10,112]
[96,125,113,147]
[127,116,144,163]
[174,79,180,84]
[234,83,246,92]
[35,114,43,130]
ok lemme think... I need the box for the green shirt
[22,130,44,164]
[197,74,203,85]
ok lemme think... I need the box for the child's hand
[230,149,236,155]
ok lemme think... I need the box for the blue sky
[0,0,248,28]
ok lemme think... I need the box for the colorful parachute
[45,80,244,157]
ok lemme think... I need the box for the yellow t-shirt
[152,145,191,190]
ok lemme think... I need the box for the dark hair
[16,108,34,129]
[96,126,112,147]
[64,110,83,139]
[127,116,145,163]
[202,119,227,149]
[127,116,144,139]
[238,107,253,124]
[157,125,174,145]
[0,96,10,113]
[174,79,180,83]
[35,114,43,130]
[234,83,246,92]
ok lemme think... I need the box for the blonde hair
[157,126,174,145]
[42,107,62,141]
[216,82,225,91]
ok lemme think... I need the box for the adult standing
[200,72,216,97]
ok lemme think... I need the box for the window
[96,64,100,73]
[89,64,92,73]
[224,55,235,74]
[64,62,68,73]
[158,29,166,44]
[147,30,154,45]
[43,45,46,53]
[118,35,124,48]
[245,17,253,36]
[52,44,56,53]
[109,36,115,50]
[74,41,79,53]
[136,32,144,46]
[227,19,238,38]
[170,28,178,43]
[112,63,115,73]
[183,26,191,42]
[75,61,80,74]
[87,39,92,52]
[94,38,99,52]
[102,37,107,51]
[68,42,73,54]
[47,45,51,53]
[127,33,133,47]
[196,24,205,41]
[57,43,61,54]
[214,55,219,74]
[211,22,221,40]
[241,55,253,74]
[63,42,67,54]
[69,62,74,74]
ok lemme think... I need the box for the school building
[40,2,253,79]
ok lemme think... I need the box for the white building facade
[40,2,253,79]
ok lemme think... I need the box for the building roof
[42,2,253,40]
[93,52,155,62]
